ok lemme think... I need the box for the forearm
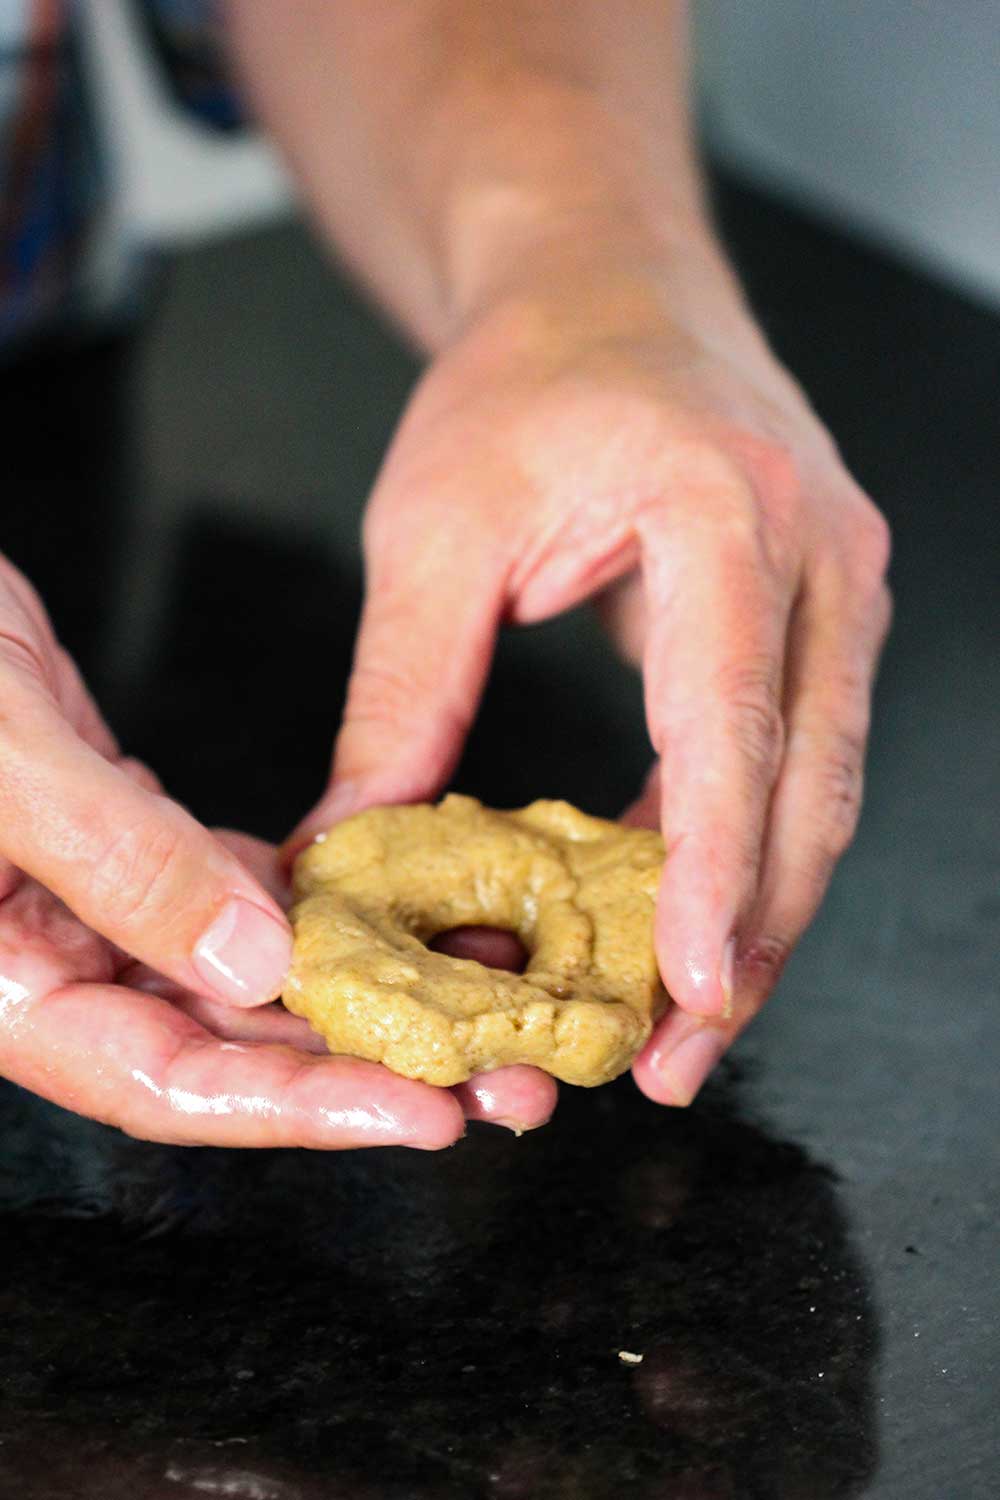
[223,0,735,352]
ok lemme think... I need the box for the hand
[0,822,556,1145]
[291,257,891,1105]
[0,555,297,1010]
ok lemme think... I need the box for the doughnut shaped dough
[285,795,667,1087]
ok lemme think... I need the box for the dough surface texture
[285,795,667,1087]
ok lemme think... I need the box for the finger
[168,978,558,1131]
[127,903,558,1131]
[429,925,528,971]
[286,511,505,851]
[8,984,465,1148]
[128,961,558,1130]
[452,1066,558,1132]
[621,763,660,829]
[735,560,893,1010]
[638,501,797,1019]
[595,570,646,667]
[53,646,120,760]
[0,687,292,1009]
[634,545,891,1109]
[145,835,558,1130]
[116,756,164,795]
[121,961,330,1052]
[430,924,556,1131]
[213,829,293,907]
[631,1007,730,1107]
[0,881,462,1150]
[0,859,20,904]
[621,764,724,1104]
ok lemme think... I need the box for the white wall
[80,0,291,259]
[696,0,1000,308]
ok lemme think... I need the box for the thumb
[292,532,504,844]
[0,699,292,1009]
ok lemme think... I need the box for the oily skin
[0,820,555,1147]
[0,859,557,1146]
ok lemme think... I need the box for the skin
[0,560,553,1143]
[0,1,890,1144]
[230,2,891,1097]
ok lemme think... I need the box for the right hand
[0,558,555,1145]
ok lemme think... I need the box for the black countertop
[1,173,997,1498]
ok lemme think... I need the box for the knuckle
[849,498,892,584]
[117,757,163,794]
[740,434,803,515]
[814,729,867,856]
[739,933,792,994]
[695,433,805,566]
[714,657,785,781]
[343,661,473,749]
[344,661,423,733]
[89,818,190,933]
[361,497,400,564]
[0,629,50,694]
[723,486,799,585]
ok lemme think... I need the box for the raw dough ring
[285,795,668,1088]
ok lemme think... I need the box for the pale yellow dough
[285,795,667,1087]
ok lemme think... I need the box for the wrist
[419,66,723,338]
[439,210,762,384]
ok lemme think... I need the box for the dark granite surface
[1,173,998,1497]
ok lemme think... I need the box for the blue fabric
[0,0,238,350]
[142,0,243,130]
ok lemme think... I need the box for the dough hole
[427,926,528,974]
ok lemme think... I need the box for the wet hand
[291,262,891,1104]
[0,823,555,1145]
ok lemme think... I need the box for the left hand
[290,257,891,1107]
[0,813,556,1144]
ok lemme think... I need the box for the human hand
[0,814,556,1145]
[0,554,295,1014]
[291,255,891,1106]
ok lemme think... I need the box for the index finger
[6,981,465,1149]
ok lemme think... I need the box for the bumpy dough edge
[283,795,668,1087]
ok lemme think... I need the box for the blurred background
[83,0,1000,301]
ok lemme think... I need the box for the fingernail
[676,951,727,1017]
[492,1117,529,1137]
[658,1027,727,1106]
[193,899,292,1007]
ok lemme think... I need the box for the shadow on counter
[1,1063,878,1500]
